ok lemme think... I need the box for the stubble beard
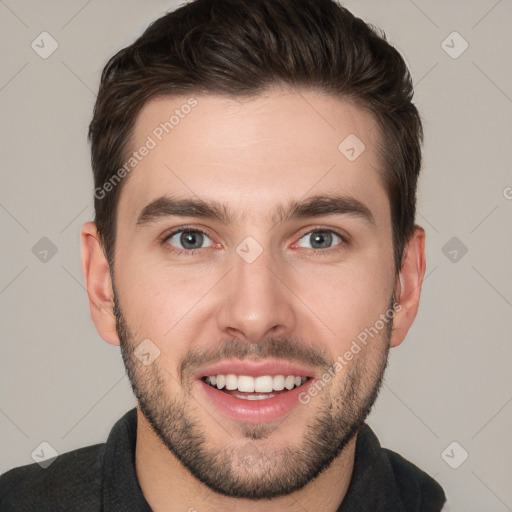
[114,288,392,499]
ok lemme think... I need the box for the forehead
[118,88,387,226]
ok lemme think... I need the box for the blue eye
[166,230,214,251]
[297,230,343,249]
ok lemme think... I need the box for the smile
[193,359,318,422]
[202,374,312,401]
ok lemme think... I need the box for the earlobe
[389,226,426,348]
[80,222,120,346]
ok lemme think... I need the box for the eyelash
[161,226,214,256]
[160,226,348,257]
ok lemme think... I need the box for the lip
[193,358,320,380]
[196,376,317,423]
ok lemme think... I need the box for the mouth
[201,374,313,400]
[194,360,319,423]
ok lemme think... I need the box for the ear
[80,222,120,346]
[389,225,426,348]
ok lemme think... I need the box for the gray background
[1,0,511,510]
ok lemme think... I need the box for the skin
[81,87,426,512]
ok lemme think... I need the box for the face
[109,88,399,498]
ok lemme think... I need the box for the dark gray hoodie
[0,408,446,511]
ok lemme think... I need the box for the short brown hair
[89,0,423,273]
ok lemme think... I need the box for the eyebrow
[136,194,375,228]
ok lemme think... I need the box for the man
[0,0,447,510]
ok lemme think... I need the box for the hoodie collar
[101,408,445,512]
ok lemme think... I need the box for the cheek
[115,257,219,338]
[291,258,392,348]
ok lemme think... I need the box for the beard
[114,286,394,500]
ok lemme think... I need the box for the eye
[296,230,343,250]
[165,229,214,251]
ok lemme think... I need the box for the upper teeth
[205,374,307,392]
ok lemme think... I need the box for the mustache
[178,335,332,384]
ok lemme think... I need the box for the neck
[135,408,357,512]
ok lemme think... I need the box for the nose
[216,244,297,344]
